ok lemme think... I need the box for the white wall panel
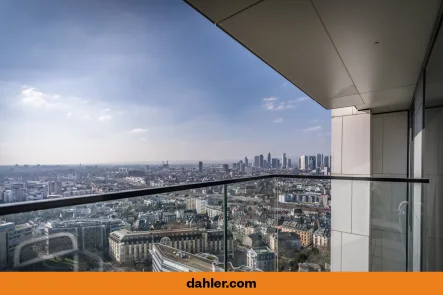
[331,180,352,233]
[342,114,371,175]
[352,181,370,236]
[341,232,369,271]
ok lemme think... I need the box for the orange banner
[1,273,441,295]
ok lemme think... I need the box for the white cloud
[140,137,146,141]
[20,88,63,109]
[262,97,295,111]
[309,119,323,123]
[293,96,308,103]
[281,81,288,87]
[14,84,165,130]
[130,128,148,133]
[303,125,322,132]
[98,115,112,121]
[272,118,283,123]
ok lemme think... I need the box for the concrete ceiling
[185,0,441,113]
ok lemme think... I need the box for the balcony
[0,175,428,272]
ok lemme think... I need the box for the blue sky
[0,0,331,165]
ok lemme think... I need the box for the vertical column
[412,77,424,271]
[223,184,228,272]
[331,107,371,271]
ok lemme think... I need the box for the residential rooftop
[153,243,214,272]
[252,246,274,254]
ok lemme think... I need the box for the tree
[289,252,301,266]
[153,221,162,230]
[311,247,320,256]
[299,253,308,263]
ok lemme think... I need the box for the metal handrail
[0,174,429,217]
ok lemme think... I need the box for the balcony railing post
[223,183,228,272]
[275,177,279,272]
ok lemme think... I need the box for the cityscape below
[0,153,331,272]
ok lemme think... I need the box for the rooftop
[251,246,274,255]
[275,231,300,240]
[233,265,263,272]
[109,227,227,241]
[15,223,32,229]
[153,243,214,272]
[314,228,330,237]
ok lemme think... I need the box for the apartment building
[185,198,196,210]
[195,198,208,214]
[44,219,126,253]
[205,205,222,218]
[108,228,234,264]
[246,246,276,272]
[0,222,33,269]
[280,222,314,247]
[161,212,177,223]
[313,228,330,249]
[269,232,302,252]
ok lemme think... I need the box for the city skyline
[0,1,331,165]
[1,152,330,167]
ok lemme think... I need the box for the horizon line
[0,154,331,167]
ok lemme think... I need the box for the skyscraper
[281,153,287,169]
[288,159,291,168]
[316,153,322,169]
[198,161,203,173]
[271,158,278,169]
[254,156,260,168]
[309,156,316,170]
[300,155,309,170]
[259,155,264,168]
[267,153,271,168]
[245,157,248,167]
[324,156,330,168]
